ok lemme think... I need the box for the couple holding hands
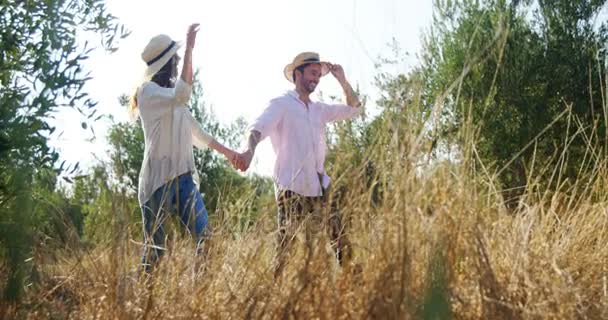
[131,24,362,274]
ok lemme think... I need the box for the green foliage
[419,242,452,320]
[70,165,128,244]
[0,0,128,301]
[31,168,84,248]
[0,169,33,302]
[108,116,144,193]
[419,0,608,201]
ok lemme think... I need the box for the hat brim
[142,41,183,81]
[284,61,330,83]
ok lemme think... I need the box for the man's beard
[306,81,317,93]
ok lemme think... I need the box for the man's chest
[279,103,324,132]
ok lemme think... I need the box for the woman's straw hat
[141,34,182,80]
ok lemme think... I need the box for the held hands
[223,148,253,172]
[224,149,240,169]
[186,23,200,49]
[233,150,254,172]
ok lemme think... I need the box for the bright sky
[49,0,433,177]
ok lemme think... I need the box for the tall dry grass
[10,99,607,319]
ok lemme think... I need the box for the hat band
[146,41,176,66]
[302,57,320,63]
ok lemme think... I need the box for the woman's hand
[186,23,200,49]
[181,23,199,84]
[223,148,240,170]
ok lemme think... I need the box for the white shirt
[251,90,362,197]
[137,78,213,205]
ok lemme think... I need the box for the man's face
[296,63,322,93]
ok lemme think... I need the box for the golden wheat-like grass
[18,132,608,319]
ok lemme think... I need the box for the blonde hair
[128,87,139,122]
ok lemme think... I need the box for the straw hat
[141,34,182,80]
[283,52,329,83]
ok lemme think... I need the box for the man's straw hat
[283,52,329,83]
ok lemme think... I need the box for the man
[235,52,362,276]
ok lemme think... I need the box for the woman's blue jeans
[140,173,208,272]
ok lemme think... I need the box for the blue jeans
[141,173,209,272]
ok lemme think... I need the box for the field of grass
[5,114,606,320]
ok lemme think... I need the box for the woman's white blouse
[136,78,213,205]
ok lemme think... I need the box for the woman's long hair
[128,56,177,120]
[151,56,177,88]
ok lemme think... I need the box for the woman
[129,24,237,272]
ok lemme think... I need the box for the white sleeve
[249,98,283,139]
[320,102,362,123]
[182,109,213,149]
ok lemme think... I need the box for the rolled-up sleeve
[174,78,193,105]
[320,103,363,123]
[249,99,284,140]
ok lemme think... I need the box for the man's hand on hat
[186,23,200,49]
[327,63,346,83]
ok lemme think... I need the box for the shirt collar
[287,90,316,105]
